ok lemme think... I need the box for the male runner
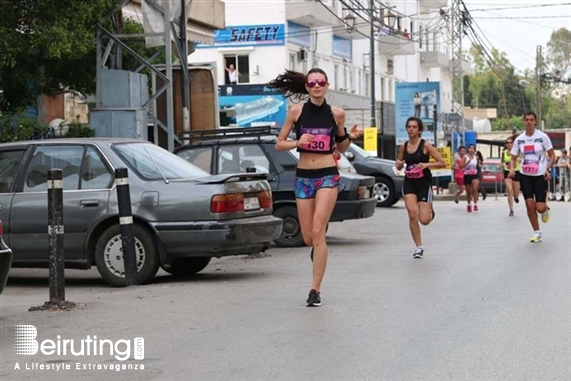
[509,112,555,243]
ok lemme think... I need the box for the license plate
[483,176,496,180]
[244,197,260,210]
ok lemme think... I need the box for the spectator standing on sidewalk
[556,149,570,201]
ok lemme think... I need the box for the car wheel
[374,177,396,207]
[273,206,305,248]
[163,257,211,276]
[95,224,160,287]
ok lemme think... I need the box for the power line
[469,3,571,12]
[472,15,570,19]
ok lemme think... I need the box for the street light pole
[369,0,376,130]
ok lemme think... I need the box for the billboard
[197,24,285,48]
[218,84,287,128]
[395,82,441,145]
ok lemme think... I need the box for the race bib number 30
[301,127,332,152]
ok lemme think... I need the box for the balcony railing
[377,26,415,56]
[420,43,449,68]
[419,0,448,9]
[286,0,339,28]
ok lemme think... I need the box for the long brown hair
[266,68,328,101]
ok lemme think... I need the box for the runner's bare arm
[423,142,446,169]
[332,107,352,152]
[276,104,302,151]
[395,144,405,170]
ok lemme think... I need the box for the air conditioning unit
[298,48,309,62]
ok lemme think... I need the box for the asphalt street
[1,197,570,381]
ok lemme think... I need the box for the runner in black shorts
[509,112,555,243]
[270,68,363,306]
[395,116,445,258]
[502,135,521,216]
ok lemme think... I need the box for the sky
[461,0,571,73]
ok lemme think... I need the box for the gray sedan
[343,143,405,207]
[0,139,282,286]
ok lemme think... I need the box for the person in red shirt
[452,146,466,203]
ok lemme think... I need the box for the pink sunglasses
[307,80,327,88]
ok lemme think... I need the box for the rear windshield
[482,163,501,172]
[113,143,208,180]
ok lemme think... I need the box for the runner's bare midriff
[298,152,336,169]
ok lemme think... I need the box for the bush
[0,114,94,142]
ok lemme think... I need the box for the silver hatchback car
[0,139,282,286]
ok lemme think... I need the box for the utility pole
[369,0,376,131]
[450,0,466,144]
[180,0,191,136]
[535,45,543,130]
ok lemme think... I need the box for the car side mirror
[343,152,355,161]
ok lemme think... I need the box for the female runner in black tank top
[395,117,445,258]
[268,68,362,306]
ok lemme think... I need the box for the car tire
[273,206,305,248]
[95,224,160,287]
[163,257,211,276]
[374,177,397,207]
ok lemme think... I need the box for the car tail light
[358,186,369,199]
[258,190,272,209]
[0,220,3,236]
[211,194,245,213]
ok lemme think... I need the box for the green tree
[465,44,533,123]
[0,0,119,112]
[546,27,571,74]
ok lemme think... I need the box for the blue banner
[218,85,287,128]
[332,36,352,60]
[197,24,285,48]
[287,21,311,48]
[395,82,441,145]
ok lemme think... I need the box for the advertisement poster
[395,82,441,145]
[429,146,452,177]
[197,24,285,48]
[218,84,287,128]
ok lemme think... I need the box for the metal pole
[47,169,65,302]
[164,0,175,151]
[369,0,376,130]
[535,45,543,129]
[180,0,190,135]
[115,168,138,286]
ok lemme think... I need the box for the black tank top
[404,139,431,179]
[294,101,336,154]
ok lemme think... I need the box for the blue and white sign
[287,21,311,48]
[197,24,285,48]
[395,82,441,145]
[332,36,352,60]
[218,85,287,128]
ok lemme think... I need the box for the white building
[189,0,463,153]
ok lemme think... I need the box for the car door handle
[80,200,99,208]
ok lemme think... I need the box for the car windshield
[348,143,373,160]
[113,143,209,180]
[482,163,501,173]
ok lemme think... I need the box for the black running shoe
[413,247,424,259]
[514,197,519,203]
[310,248,314,262]
[306,289,321,307]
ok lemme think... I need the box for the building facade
[189,0,462,149]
